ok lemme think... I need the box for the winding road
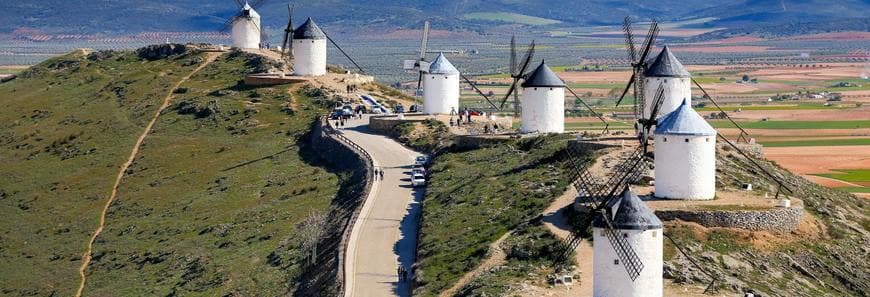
[341,115,424,297]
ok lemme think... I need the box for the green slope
[0,49,342,296]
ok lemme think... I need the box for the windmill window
[652,231,657,237]
[444,76,448,79]
[534,88,538,90]
[706,137,710,142]
[549,87,553,90]
[623,233,628,238]
[685,138,689,142]
[614,259,620,265]
[663,137,667,142]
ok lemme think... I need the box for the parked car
[395,103,405,114]
[415,156,428,165]
[412,168,426,176]
[411,173,426,187]
[409,104,422,113]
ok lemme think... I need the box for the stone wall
[368,115,427,134]
[655,206,804,233]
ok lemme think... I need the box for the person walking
[402,267,408,282]
[379,169,384,180]
[397,265,403,282]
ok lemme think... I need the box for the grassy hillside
[0,49,206,295]
[413,135,587,296]
[0,48,345,295]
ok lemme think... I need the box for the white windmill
[292,17,327,76]
[653,99,717,200]
[519,60,566,133]
[422,53,460,114]
[592,188,664,297]
[641,45,692,121]
[220,0,264,49]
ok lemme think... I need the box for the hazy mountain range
[2,0,868,36]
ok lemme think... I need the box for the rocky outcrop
[136,44,188,61]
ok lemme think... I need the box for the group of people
[346,84,359,94]
[449,107,476,127]
[373,167,385,180]
[396,265,409,283]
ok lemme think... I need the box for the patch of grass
[837,186,870,193]
[710,120,870,130]
[760,138,870,147]
[817,169,870,183]
[414,135,583,296]
[462,12,561,26]
[695,103,850,112]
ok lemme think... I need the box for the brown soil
[763,145,870,174]
[787,31,870,41]
[725,107,870,121]
[671,45,771,53]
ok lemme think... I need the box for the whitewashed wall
[520,87,564,133]
[643,77,691,120]
[293,39,327,76]
[423,74,460,114]
[231,16,261,49]
[654,133,717,200]
[593,227,663,297]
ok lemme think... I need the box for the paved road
[341,115,423,297]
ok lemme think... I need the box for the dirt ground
[717,128,870,138]
[763,145,870,175]
[725,107,870,121]
[671,45,771,53]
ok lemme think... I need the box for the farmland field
[461,12,561,25]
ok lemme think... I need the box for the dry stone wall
[655,207,804,233]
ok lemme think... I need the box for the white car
[411,173,426,187]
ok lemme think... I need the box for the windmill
[219,0,266,49]
[290,16,366,76]
[615,16,660,133]
[458,37,607,133]
[280,3,294,61]
[498,35,536,117]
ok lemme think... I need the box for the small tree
[298,210,329,266]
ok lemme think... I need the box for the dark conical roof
[294,17,326,40]
[644,45,690,78]
[592,187,663,230]
[521,60,565,88]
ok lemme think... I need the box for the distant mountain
[1,0,868,36]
